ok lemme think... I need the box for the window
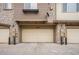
[24,3,38,9]
[23,3,39,13]
[63,3,79,12]
[4,3,12,9]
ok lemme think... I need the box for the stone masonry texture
[0,3,20,43]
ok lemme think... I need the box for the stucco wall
[56,3,79,21]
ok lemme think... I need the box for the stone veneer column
[9,21,20,44]
[55,24,67,44]
[15,22,20,43]
[55,24,61,43]
[61,24,67,41]
[46,3,56,23]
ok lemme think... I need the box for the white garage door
[0,29,9,43]
[22,29,54,42]
[67,29,79,43]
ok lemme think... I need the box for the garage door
[22,29,54,42]
[0,29,9,43]
[67,29,79,43]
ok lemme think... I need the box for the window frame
[3,3,12,10]
[24,3,38,9]
[63,3,79,13]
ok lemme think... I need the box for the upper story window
[24,3,38,9]
[63,3,79,13]
[23,3,39,14]
[3,3,12,10]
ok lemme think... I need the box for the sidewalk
[0,43,79,55]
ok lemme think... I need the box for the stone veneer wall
[0,3,56,44]
[0,3,20,44]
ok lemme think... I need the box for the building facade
[0,3,79,44]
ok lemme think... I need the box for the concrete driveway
[0,43,79,55]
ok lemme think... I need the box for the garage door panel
[0,29,9,43]
[67,29,79,43]
[22,29,53,42]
